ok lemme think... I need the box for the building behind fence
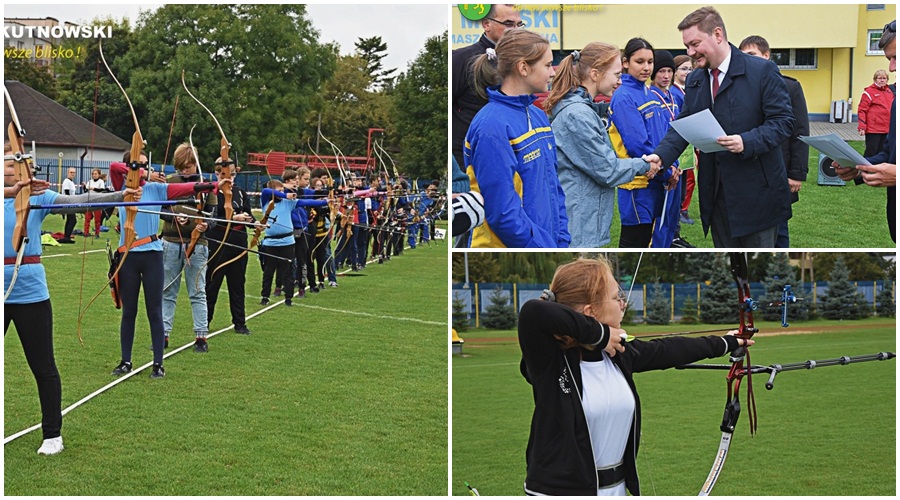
[452,280,894,328]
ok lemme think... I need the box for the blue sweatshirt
[463,86,570,248]
[261,188,298,246]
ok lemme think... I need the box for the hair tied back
[571,50,580,63]
[485,48,497,62]
[540,289,556,302]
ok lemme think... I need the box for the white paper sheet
[668,109,727,153]
[799,134,871,168]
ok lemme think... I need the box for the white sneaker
[329,281,338,288]
[37,436,64,455]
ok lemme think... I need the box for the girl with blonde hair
[545,42,659,247]
[519,256,751,495]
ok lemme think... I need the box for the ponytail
[472,29,550,101]
[543,42,621,112]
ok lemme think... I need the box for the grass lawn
[5,216,449,495]
[607,142,894,248]
[452,319,896,496]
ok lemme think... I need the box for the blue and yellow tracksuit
[464,86,570,248]
[608,74,676,230]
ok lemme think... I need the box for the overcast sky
[3,3,448,71]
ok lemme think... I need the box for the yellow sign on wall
[451,5,575,50]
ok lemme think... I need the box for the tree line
[5,5,447,180]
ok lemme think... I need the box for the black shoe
[234,325,251,335]
[671,236,696,248]
[58,238,75,244]
[285,299,293,307]
[319,282,327,290]
[260,297,270,305]
[150,364,165,379]
[310,286,319,293]
[112,360,132,376]
[164,336,169,349]
[193,338,209,353]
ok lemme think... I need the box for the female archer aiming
[4,141,138,455]
[518,257,753,495]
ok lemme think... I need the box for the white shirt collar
[711,48,732,80]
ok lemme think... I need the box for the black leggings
[5,299,62,439]
[261,244,295,299]
[64,214,76,238]
[619,223,653,248]
[206,233,248,327]
[118,250,166,365]
[294,233,315,288]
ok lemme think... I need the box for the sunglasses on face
[885,20,896,34]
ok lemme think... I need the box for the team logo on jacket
[523,148,541,164]
[559,366,572,394]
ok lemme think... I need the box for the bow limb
[181,70,233,272]
[183,125,205,261]
[318,130,350,185]
[77,40,145,344]
[4,86,34,300]
[697,253,759,495]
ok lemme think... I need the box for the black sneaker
[111,360,132,376]
[285,299,293,307]
[310,286,319,293]
[318,282,327,290]
[193,338,209,353]
[671,236,696,248]
[234,325,251,335]
[260,297,270,306]
[150,364,165,379]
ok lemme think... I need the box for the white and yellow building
[452,4,896,121]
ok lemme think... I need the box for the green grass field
[452,319,896,496]
[5,217,449,495]
[607,142,894,248]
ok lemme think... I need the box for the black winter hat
[651,50,676,82]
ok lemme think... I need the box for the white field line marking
[5,240,443,443]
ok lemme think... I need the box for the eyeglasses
[487,17,525,28]
[885,20,896,34]
[603,289,628,303]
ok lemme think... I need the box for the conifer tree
[482,287,517,330]
[700,255,735,324]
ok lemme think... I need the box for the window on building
[868,29,886,55]
[866,4,886,10]
[769,48,817,69]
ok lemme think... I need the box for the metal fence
[451,280,894,328]
[34,157,266,195]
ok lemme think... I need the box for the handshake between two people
[640,154,681,191]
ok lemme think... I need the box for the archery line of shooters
[4,134,445,456]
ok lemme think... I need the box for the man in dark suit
[835,20,896,242]
[739,35,809,248]
[451,4,522,168]
[647,6,794,248]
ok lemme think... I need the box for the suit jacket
[654,44,794,239]
[452,34,493,167]
[781,75,809,204]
